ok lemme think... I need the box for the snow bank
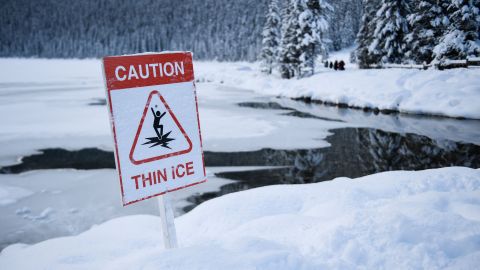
[1,167,479,269]
[1,57,478,120]
[194,61,480,119]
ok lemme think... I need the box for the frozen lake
[0,59,479,250]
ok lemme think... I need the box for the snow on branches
[276,0,332,79]
[260,0,281,74]
[432,0,480,62]
[369,0,410,64]
[356,0,480,67]
[298,0,333,77]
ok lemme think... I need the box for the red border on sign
[103,52,207,206]
[129,90,193,165]
[193,82,207,177]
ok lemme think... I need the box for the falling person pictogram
[143,106,175,149]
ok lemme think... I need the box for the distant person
[329,62,333,69]
[339,60,345,71]
[334,60,338,70]
[324,61,329,68]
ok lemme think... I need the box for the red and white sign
[103,52,206,206]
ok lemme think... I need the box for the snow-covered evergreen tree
[369,0,410,64]
[355,0,381,68]
[297,0,333,77]
[329,0,363,50]
[0,0,270,61]
[279,0,332,79]
[432,0,480,61]
[260,0,282,74]
[279,0,302,79]
[404,0,449,64]
[0,0,364,60]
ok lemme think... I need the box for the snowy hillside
[1,167,479,269]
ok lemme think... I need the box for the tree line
[355,0,480,68]
[0,0,267,61]
[0,0,362,61]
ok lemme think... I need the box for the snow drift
[1,167,479,269]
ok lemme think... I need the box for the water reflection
[187,127,480,210]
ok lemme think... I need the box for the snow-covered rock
[1,167,479,269]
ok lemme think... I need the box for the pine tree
[369,0,410,64]
[279,0,302,79]
[329,0,363,51]
[260,0,282,74]
[404,0,449,64]
[432,0,480,61]
[355,0,381,68]
[297,0,333,77]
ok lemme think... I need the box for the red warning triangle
[129,90,193,165]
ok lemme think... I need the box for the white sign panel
[103,52,206,205]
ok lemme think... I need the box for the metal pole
[157,193,178,249]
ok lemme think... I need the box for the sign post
[157,194,178,248]
[102,52,206,249]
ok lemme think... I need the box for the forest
[0,0,362,61]
[259,0,479,79]
[355,0,480,67]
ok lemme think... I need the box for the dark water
[2,125,479,212]
[3,127,478,173]
[2,99,480,213]
[186,127,480,211]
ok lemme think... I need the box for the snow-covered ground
[190,48,480,119]
[1,57,479,266]
[0,58,347,249]
[1,167,479,269]
[195,61,480,119]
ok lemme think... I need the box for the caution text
[115,61,185,81]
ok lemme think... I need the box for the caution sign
[103,52,206,206]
